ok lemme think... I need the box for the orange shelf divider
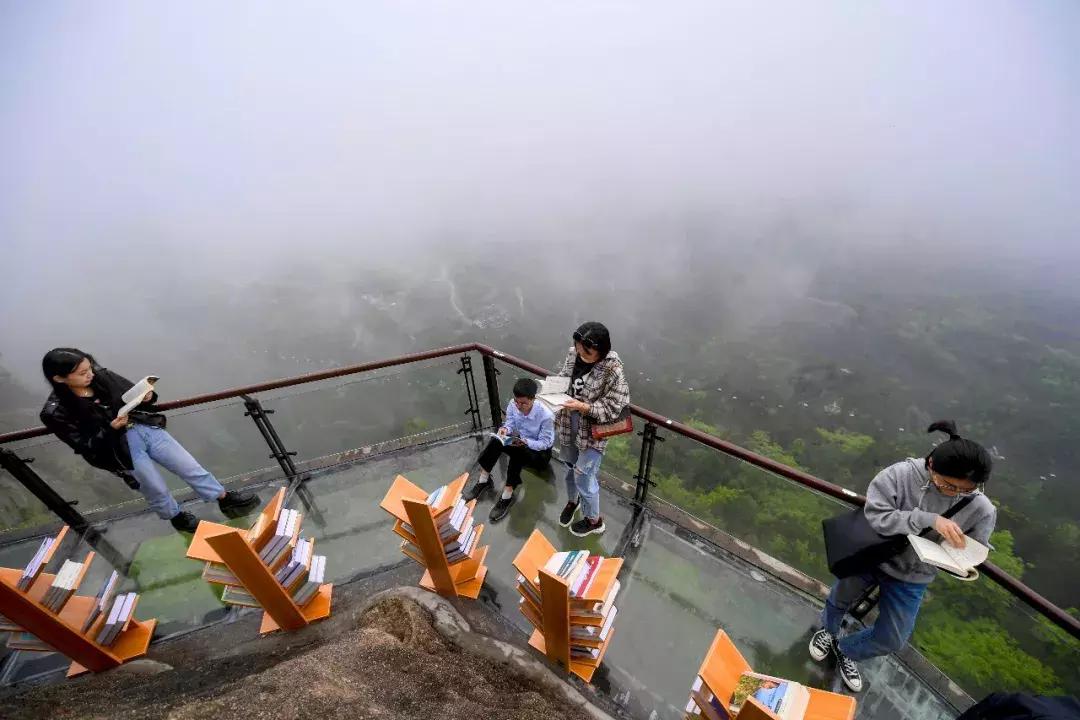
[186,490,332,636]
[379,474,488,600]
[0,533,157,677]
[511,529,622,683]
[685,629,857,720]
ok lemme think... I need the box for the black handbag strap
[916,495,975,538]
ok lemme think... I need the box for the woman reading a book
[463,377,555,522]
[810,420,996,693]
[39,348,258,533]
[551,322,631,537]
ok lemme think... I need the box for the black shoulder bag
[822,495,974,578]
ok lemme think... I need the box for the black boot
[218,490,259,517]
[170,510,200,533]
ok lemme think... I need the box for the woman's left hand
[142,391,154,403]
[564,399,590,414]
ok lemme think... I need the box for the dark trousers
[478,437,551,489]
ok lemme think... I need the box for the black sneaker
[559,499,580,527]
[569,516,605,537]
[489,490,517,522]
[218,490,259,517]
[809,629,833,662]
[463,478,493,503]
[170,511,200,533]
[834,642,864,693]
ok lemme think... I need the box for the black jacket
[957,693,1080,720]
[39,365,164,475]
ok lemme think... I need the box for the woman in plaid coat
[553,322,631,536]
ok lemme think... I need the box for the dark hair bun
[927,420,960,441]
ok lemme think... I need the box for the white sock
[478,471,490,484]
[501,486,514,500]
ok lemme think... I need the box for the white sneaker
[834,645,864,693]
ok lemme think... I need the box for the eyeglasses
[572,331,598,350]
[931,474,982,496]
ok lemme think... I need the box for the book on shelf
[569,555,602,598]
[221,585,262,609]
[425,484,447,508]
[246,498,284,550]
[42,559,87,613]
[291,555,326,607]
[569,644,599,660]
[572,605,618,641]
[16,537,53,591]
[95,592,138,647]
[685,676,729,719]
[202,562,240,586]
[275,538,314,588]
[908,533,989,580]
[516,574,541,606]
[576,579,620,620]
[445,525,481,564]
[81,570,120,633]
[402,497,469,537]
[259,508,299,564]
[728,672,810,719]
[442,516,476,553]
[0,614,22,632]
[6,631,54,652]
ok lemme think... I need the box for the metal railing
[1,341,1077,642]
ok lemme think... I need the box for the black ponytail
[925,420,992,485]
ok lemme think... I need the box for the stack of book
[292,555,326,607]
[511,530,622,682]
[80,571,120,633]
[94,592,140,648]
[16,526,69,591]
[683,629,853,720]
[379,473,490,599]
[41,558,93,614]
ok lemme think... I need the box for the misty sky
[1,1,1078,383]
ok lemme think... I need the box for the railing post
[0,447,89,532]
[457,355,482,432]
[633,422,663,505]
[481,354,502,428]
[242,395,300,482]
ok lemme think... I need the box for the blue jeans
[561,412,603,520]
[822,572,928,662]
[126,424,225,519]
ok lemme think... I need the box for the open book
[488,431,518,447]
[908,533,989,580]
[535,376,573,413]
[117,376,159,418]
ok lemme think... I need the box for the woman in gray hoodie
[810,420,996,693]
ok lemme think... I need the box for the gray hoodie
[865,457,997,584]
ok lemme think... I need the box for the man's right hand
[934,516,966,548]
[110,415,130,430]
[497,427,509,437]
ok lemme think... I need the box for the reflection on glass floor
[0,434,959,719]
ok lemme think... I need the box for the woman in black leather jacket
[40,348,256,532]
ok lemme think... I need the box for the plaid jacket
[553,347,631,454]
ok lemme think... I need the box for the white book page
[943,536,989,569]
[539,376,569,395]
[908,535,963,573]
[118,376,158,417]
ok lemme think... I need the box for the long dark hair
[42,348,96,400]
[925,420,992,485]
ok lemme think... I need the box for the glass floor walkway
[0,433,958,720]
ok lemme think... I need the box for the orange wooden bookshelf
[0,526,157,677]
[684,629,856,720]
[511,529,622,683]
[185,488,333,635]
[379,473,489,599]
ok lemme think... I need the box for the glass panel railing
[638,427,849,584]
[0,467,59,535]
[911,549,1080,698]
[629,424,1080,702]
[245,356,479,472]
